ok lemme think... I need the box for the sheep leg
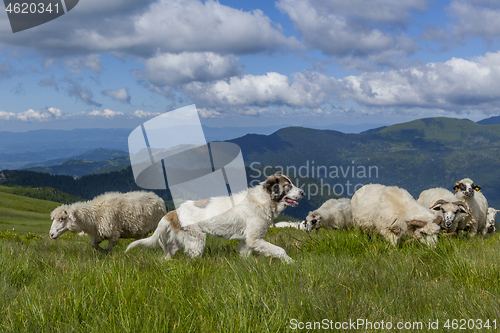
[105,236,120,253]
[380,228,399,246]
[90,236,107,253]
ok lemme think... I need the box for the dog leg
[238,240,252,258]
[179,227,206,258]
[246,238,293,263]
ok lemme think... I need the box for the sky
[1,0,500,132]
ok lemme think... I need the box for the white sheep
[273,221,308,230]
[486,207,499,233]
[305,198,353,232]
[351,184,442,246]
[417,187,470,234]
[453,178,489,236]
[49,191,166,252]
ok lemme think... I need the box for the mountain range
[2,116,500,219]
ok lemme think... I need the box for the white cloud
[88,109,124,119]
[449,0,500,39]
[337,51,500,112]
[132,110,162,118]
[183,71,337,108]
[64,54,102,74]
[0,108,64,122]
[277,0,420,67]
[197,107,268,118]
[133,52,241,85]
[1,0,297,58]
[102,87,131,104]
[0,108,163,122]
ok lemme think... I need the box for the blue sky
[1,0,500,131]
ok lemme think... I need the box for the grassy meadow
[1,188,500,332]
[1,227,500,332]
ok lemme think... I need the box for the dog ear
[263,176,282,199]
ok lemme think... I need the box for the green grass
[1,228,500,332]
[0,188,59,234]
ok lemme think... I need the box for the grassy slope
[1,229,499,332]
[0,186,60,234]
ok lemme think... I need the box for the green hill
[0,186,61,234]
[230,117,500,210]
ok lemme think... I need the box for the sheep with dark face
[453,178,488,236]
[417,187,470,234]
[351,184,441,246]
[49,191,166,253]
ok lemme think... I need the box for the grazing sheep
[351,184,442,246]
[305,198,353,232]
[453,178,489,236]
[417,187,470,234]
[486,207,499,233]
[49,191,166,253]
[273,221,308,230]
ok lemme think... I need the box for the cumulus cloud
[64,54,102,74]
[133,52,241,85]
[102,87,131,104]
[449,0,500,39]
[0,107,163,122]
[197,107,268,118]
[88,109,124,119]
[0,0,297,58]
[0,108,64,122]
[183,71,337,108]
[337,51,500,112]
[277,0,420,69]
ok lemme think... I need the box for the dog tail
[126,211,177,252]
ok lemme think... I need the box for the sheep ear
[496,210,500,214]
[406,220,426,233]
[453,185,459,192]
[452,201,469,214]
[432,216,443,225]
[68,211,77,222]
[474,185,482,192]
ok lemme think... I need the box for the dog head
[263,174,304,208]
[305,211,322,233]
[453,178,481,199]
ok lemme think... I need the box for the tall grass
[1,229,500,332]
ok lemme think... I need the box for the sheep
[305,198,353,232]
[351,184,442,246]
[273,221,308,230]
[417,187,470,234]
[486,207,499,233]
[49,191,166,253]
[453,178,489,236]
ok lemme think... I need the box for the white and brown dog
[126,174,305,263]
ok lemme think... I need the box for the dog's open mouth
[284,198,299,207]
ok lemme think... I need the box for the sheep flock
[47,177,497,255]
[273,177,497,247]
